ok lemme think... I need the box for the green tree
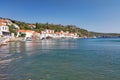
[8,25,17,36]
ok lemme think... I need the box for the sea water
[0,38,120,80]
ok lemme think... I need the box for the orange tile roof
[0,23,6,26]
[18,30,35,33]
[26,30,34,32]
[33,32,40,35]
[0,19,6,22]
[55,32,61,34]
[0,20,6,23]
[18,30,26,32]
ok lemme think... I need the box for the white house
[39,29,79,39]
[17,30,35,37]
[0,19,19,37]
[40,29,55,39]
[17,29,37,40]
[0,24,10,37]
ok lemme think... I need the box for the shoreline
[0,37,20,46]
[0,36,82,46]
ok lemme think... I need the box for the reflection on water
[0,38,120,80]
[0,39,78,80]
[1,39,77,56]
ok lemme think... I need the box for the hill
[0,17,120,38]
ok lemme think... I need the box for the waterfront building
[0,23,10,37]
[40,29,55,39]
[17,30,35,40]
[17,29,79,40]
[0,19,19,37]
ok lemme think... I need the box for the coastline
[0,37,20,46]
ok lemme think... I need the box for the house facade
[17,30,35,37]
[17,29,41,40]
[0,19,20,37]
[39,29,79,39]
[0,23,10,37]
[40,29,55,39]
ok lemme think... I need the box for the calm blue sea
[0,38,120,80]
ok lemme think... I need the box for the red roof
[18,29,35,33]
[0,19,7,23]
[0,23,6,26]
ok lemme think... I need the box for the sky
[0,0,120,33]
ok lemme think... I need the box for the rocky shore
[0,37,20,46]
